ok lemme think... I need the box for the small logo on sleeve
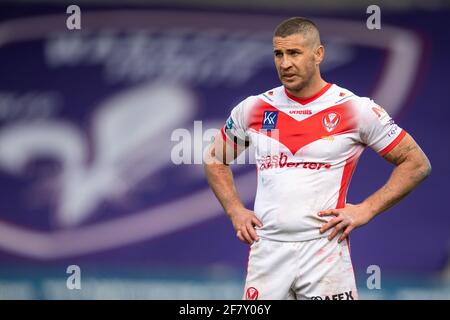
[225,117,235,130]
[323,112,341,132]
[372,104,390,125]
[262,111,278,130]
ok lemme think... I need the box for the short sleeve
[220,97,251,147]
[359,98,406,156]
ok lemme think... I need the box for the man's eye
[290,51,299,56]
[274,52,282,57]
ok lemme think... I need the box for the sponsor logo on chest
[262,111,278,130]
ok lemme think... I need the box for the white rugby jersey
[221,83,406,241]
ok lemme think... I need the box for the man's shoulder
[328,83,371,106]
[234,86,284,110]
[254,85,288,105]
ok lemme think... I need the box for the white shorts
[242,236,358,300]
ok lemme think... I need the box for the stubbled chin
[282,81,300,91]
[282,77,307,92]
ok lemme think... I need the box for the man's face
[273,33,321,93]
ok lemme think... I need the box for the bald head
[274,17,321,48]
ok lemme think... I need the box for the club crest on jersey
[246,287,259,300]
[262,111,278,130]
[322,112,341,132]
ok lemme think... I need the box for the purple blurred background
[0,1,448,299]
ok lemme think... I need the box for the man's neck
[286,76,328,99]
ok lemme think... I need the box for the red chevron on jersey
[247,99,358,155]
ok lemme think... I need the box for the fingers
[318,209,340,217]
[238,227,253,244]
[327,221,347,241]
[338,226,353,243]
[319,216,343,234]
[319,207,356,242]
[236,230,251,244]
[246,222,260,242]
[236,218,262,244]
[232,211,263,244]
[236,230,245,243]
[252,217,263,228]
[242,219,262,243]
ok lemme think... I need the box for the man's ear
[315,45,324,65]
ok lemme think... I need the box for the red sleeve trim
[379,129,407,156]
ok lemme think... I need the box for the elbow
[419,156,432,180]
[424,162,432,179]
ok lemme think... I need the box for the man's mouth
[282,74,296,79]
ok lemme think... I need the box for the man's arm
[204,132,262,244]
[319,132,431,242]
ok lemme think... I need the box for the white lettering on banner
[0,92,60,120]
[45,31,272,85]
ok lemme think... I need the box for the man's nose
[280,56,292,69]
